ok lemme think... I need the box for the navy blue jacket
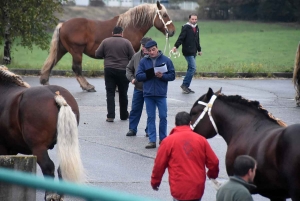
[136,51,175,97]
[174,24,201,56]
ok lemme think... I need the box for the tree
[0,0,65,64]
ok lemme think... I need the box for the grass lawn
[1,20,299,73]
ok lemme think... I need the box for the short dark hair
[175,111,191,126]
[233,155,257,177]
[189,14,198,19]
[113,26,123,34]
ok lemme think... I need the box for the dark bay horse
[190,87,300,201]
[0,66,85,201]
[40,1,175,92]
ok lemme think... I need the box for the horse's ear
[156,1,162,10]
[206,88,214,99]
[215,87,222,95]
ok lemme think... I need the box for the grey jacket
[126,50,144,91]
[216,176,256,201]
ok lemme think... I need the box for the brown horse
[40,1,175,92]
[292,42,300,106]
[0,66,85,201]
[190,87,300,201]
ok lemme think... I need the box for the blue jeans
[182,56,196,88]
[144,96,167,143]
[129,88,146,133]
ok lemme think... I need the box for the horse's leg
[56,166,65,200]
[33,148,62,201]
[71,51,96,92]
[270,199,286,201]
[40,43,67,85]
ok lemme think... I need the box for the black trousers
[104,68,129,119]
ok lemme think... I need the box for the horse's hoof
[87,88,96,92]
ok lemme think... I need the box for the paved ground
[20,76,296,201]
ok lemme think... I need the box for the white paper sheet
[154,63,168,73]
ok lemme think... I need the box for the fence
[0,167,160,201]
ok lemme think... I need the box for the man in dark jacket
[151,111,219,201]
[95,26,135,122]
[216,155,257,201]
[125,37,152,137]
[172,14,201,94]
[136,40,175,149]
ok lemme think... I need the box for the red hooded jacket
[151,125,219,200]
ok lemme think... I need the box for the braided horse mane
[292,42,300,106]
[218,94,287,127]
[116,3,167,29]
[0,65,30,88]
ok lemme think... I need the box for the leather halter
[190,95,219,134]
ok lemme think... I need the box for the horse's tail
[54,91,85,183]
[41,23,63,78]
[292,42,300,104]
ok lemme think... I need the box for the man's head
[145,40,159,58]
[112,26,123,35]
[140,37,152,55]
[233,155,257,183]
[175,111,191,126]
[188,14,198,25]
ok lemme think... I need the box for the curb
[10,69,293,79]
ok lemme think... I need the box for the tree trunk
[3,2,11,65]
[3,23,11,65]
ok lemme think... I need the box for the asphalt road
[21,76,297,201]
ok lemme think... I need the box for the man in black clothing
[172,14,201,94]
[95,26,135,122]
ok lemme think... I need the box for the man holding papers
[136,40,176,149]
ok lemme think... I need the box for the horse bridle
[154,9,173,55]
[190,95,219,134]
[155,9,172,34]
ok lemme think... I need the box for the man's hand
[155,72,163,78]
[152,186,159,191]
[131,79,135,84]
[172,47,177,52]
[198,51,202,56]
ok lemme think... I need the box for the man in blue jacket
[172,14,201,94]
[136,40,175,149]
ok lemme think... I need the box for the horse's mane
[218,94,287,127]
[0,65,30,88]
[117,3,167,29]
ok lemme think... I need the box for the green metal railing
[0,167,160,201]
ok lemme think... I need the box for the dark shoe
[188,87,195,93]
[145,142,156,149]
[126,130,136,136]
[180,85,190,94]
[106,118,114,122]
[145,133,149,137]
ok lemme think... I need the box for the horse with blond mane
[40,1,175,92]
[292,42,300,106]
[0,66,85,201]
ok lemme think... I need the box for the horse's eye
[163,14,167,18]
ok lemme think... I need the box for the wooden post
[0,156,36,201]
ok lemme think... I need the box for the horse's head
[190,87,222,139]
[153,1,175,37]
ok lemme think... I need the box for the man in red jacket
[151,111,219,201]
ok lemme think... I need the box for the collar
[169,125,192,135]
[230,176,257,191]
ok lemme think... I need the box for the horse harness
[154,9,175,56]
[190,95,219,134]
